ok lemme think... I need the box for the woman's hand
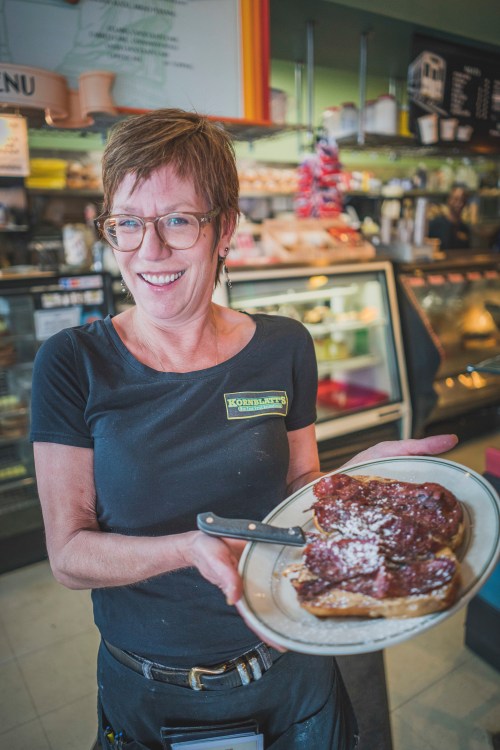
[186,532,288,651]
[342,434,459,468]
[184,532,246,605]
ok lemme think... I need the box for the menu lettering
[408,33,500,149]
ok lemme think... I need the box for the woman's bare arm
[286,424,322,495]
[34,442,243,601]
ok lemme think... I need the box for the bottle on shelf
[340,102,359,137]
[398,104,412,137]
[322,106,342,140]
[374,94,398,135]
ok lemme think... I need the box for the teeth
[141,271,183,285]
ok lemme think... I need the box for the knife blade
[197,512,307,546]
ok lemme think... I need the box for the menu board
[408,33,500,149]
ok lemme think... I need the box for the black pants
[97,641,358,749]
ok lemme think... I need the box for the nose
[137,219,172,260]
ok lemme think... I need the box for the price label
[466,272,482,281]
[407,276,425,287]
[484,270,499,280]
[428,274,445,286]
[447,273,464,283]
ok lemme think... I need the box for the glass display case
[215,261,411,469]
[397,254,500,438]
[0,271,114,573]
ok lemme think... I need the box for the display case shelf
[234,284,358,310]
[317,354,381,374]
[0,477,37,506]
[304,318,386,336]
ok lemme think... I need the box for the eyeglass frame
[94,207,220,252]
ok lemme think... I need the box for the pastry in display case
[214,261,411,469]
[261,218,375,266]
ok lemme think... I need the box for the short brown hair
[101,108,239,258]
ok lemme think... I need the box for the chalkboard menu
[408,33,500,149]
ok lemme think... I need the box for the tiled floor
[0,433,499,750]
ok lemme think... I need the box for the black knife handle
[197,512,306,546]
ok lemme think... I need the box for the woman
[427,185,471,251]
[30,108,457,750]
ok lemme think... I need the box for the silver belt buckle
[188,664,227,691]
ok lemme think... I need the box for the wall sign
[0,63,117,128]
[408,33,500,149]
[0,115,29,177]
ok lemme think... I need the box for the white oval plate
[238,456,500,655]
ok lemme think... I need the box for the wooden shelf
[345,189,449,199]
[26,188,103,198]
[336,132,500,157]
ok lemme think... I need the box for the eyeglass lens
[103,213,201,251]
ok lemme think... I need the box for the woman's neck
[120,306,220,373]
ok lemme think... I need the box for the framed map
[1,0,244,118]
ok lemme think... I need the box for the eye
[164,213,191,227]
[118,216,142,230]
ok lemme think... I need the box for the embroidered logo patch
[224,390,288,420]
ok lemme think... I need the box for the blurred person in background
[428,184,471,251]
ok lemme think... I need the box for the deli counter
[215,261,412,470]
[396,254,500,439]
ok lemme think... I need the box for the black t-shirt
[428,214,470,250]
[30,314,317,665]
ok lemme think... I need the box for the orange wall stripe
[260,0,270,121]
[252,0,263,121]
[240,0,255,121]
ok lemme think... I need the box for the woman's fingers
[187,532,243,604]
[343,434,459,467]
[191,533,286,650]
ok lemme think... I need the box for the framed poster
[1,0,244,119]
[408,33,500,149]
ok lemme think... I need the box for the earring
[120,277,128,294]
[219,248,232,288]
[223,260,232,288]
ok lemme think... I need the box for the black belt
[103,639,282,691]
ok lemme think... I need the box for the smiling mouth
[140,271,185,286]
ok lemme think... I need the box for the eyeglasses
[95,208,220,252]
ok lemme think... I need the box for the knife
[197,512,307,546]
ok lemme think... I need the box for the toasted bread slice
[289,547,460,619]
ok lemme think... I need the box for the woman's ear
[219,212,238,250]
